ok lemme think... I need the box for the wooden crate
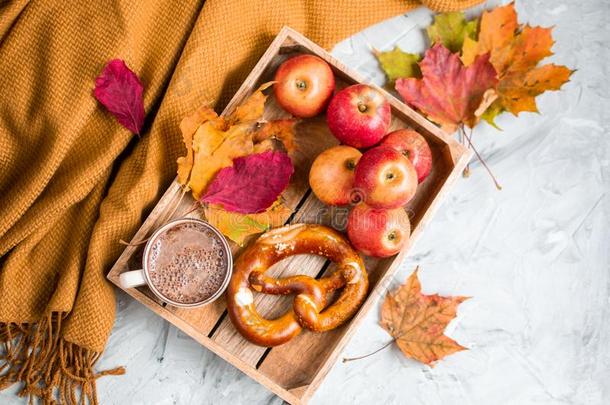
[107,26,471,405]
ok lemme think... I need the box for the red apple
[354,146,418,209]
[309,145,362,206]
[379,129,432,183]
[326,84,391,148]
[274,54,335,118]
[347,204,410,257]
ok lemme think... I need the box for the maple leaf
[227,82,274,124]
[93,59,145,134]
[379,268,468,365]
[426,12,478,53]
[176,105,224,186]
[201,151,294,214]
[395,44,498,132]
[461,3,573,117]
[374,47,421,85]
[204,200,291,245]
[184,121,255,199]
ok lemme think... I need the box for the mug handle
[120,269,147,289]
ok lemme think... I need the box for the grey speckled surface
[2,0,609,404]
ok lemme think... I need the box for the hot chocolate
[146,221,229,305]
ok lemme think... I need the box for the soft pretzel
[226,224,368,347]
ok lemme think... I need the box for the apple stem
[460,125,502,190]
[295,79,307,90]
[342,339,395,363]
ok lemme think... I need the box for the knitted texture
[0,0,482,402]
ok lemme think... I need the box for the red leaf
[201,151,294,214]
[93,59,145,134]
[395,44,497,131]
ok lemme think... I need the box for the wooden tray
[107,26,471,405]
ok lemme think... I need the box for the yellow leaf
[461,4,517,68]
[176,105,223,186]
[204,201,292,245]
[374,47,421,85]
[227,81,274,124]
[427,12,478,53]
[498,64,573,115]
[188,122,254,199]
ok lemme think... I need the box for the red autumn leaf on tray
[93,59,145,134]
[201,150,294,214]
[395,44,498,132]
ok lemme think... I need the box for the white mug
[120,218,232,308]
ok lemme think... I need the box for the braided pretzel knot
[227,224,368,347]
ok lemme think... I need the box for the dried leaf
[461,4,517,70]
[380,268,468,365]
[497,63,573,114]
[461,3,573,115]
[93,59,145,134]
[253,119,297,153]
[186,121,254,199]
[426,12,478,53]
[204,201,292,245]
[227,82,274,124]
[176,105,223,185]
[201,151,294,214]
[395,44,498,131]
[374,47,421,85]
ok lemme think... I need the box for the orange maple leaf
[379,268,469,365]
[462,3,573,115]
[396,43,498,132]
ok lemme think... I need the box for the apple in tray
[309,145,362,206]
[353,146,418,209]
[273,54,335,118]
[379,129,432,183]
[347,204,410,258]
[326,84,391,148]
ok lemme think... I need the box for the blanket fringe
[0,314,125,404]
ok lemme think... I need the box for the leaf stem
[342,339,395,363]
[462,126,474,177]
[459,125,502,190]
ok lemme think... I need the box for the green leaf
[374,47,421,84]
[427,12,478,53]
[481,100,504,130]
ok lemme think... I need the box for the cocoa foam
[147,221,229,305]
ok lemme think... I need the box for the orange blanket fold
[0,0,481,402]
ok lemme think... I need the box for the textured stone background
[3,0,608,404]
